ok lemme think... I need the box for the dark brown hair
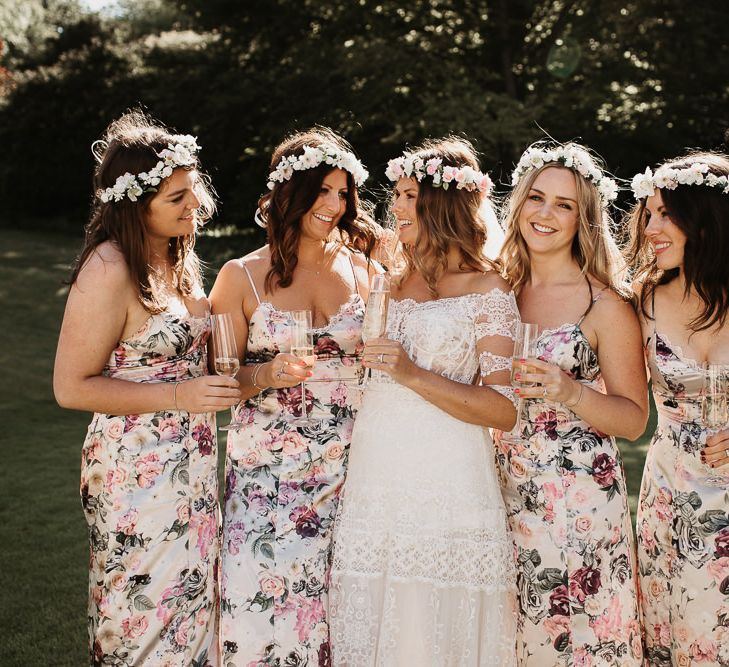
[626,151,729,330]
[69,110,215,312]
[257,127,377,293]
[392,136,498,296]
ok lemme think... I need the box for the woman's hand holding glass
[174,374,241,413]
[255,354,312,390]
[361,338,418,385]
[514,358,583,405]
[701,363,729,469]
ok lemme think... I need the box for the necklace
[297,241,339,275]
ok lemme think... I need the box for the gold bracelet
[564,382,584,409]
[173,381,181,411]
[251,363,266,392]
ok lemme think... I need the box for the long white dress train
[329,289,519,666]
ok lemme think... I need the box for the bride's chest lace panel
[388,290,518,384]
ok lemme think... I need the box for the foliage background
[0,1,724,664]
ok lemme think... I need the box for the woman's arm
[209,259,309,401]
[519,293,649,440]
[54,247,240,414]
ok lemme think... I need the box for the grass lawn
[1,227,654,665]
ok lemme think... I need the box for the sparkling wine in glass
[361,273,391,384]
[702,363,728,433]
[288,310,316,425]
[211,313,243,431]
[512,322,540,432]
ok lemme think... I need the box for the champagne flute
[211,313,242,431]
[361,273,391,385]
[511,322,540,432]
[288,310,316,425]
[380,214,401,271]
[701,363,728,434]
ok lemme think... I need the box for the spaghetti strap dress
[495,286,643,666]
[220,255,365,666]
[636,293,729,666]
[80,306,221,666]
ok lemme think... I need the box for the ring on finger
[542,386,548,398]
[725,448,729,458]
[379,353,385,364]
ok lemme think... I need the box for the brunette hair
[626,151,729,330]
[69,110,215,312]
[257,127,377,293]
[500,141,628,297]
[390,136,498,296]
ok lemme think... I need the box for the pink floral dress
[221,260,364,667]
[636,304,729,666]
[495,294,643,666]
[80,308,220,667]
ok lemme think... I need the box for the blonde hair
[500,144,628,297]
[392,136,500,296]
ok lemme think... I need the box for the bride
[329,137,519,666]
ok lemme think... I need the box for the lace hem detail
[479,351,511,376]
[332,525,516,592]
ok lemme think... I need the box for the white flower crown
[512,144,619,205]
[267,144,368,190]
[384,154,493,194]
[98,135,200,203]
[631,163,729,200]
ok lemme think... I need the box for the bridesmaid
[495,141,648,665]
[629,153,729,666]
[209,128,379,665]
[54,111,240,665]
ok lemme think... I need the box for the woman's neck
[528,250,583,287]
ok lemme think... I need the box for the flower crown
[98,135,200,203]
[267,144,368,190]
[631,163,729,200]
[384,154,493,194]
[512,144,619,205]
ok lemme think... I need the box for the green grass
[1,227,654,665]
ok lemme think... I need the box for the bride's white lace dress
[329,288,519,666]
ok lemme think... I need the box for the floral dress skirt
[220,296,364,667]
[637,332,729,666]
[495,323,643,666]
[81,311,220,667]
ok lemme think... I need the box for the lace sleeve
[471,288,520,389]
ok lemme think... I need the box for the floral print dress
[81,307,220,667]
[220,260,364,667]
[636,306,729,666]
[495,296,643,667]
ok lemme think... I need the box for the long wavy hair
[500,141,628,297]
[257,127,378,293]
[390,136,499,296]
[626,151,729,330]
[69,110,215,313]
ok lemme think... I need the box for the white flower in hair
[384,152,493,194]
[512,143,619,205]
[266,144,368,190]
[97,135,201,204]
[631,161,729,199]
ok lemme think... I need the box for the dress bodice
[536,322,602,385]
[383,289,519,385]
[648,331,706,424]
[103,310,210,383]
[244,294,365,382]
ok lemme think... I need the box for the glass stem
[300,382,306,418]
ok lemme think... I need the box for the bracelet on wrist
[173,381,181,411]
[564,382,584,409]
[251,363,267,392]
